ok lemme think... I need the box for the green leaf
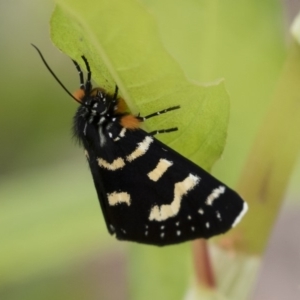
[50,0,230,171]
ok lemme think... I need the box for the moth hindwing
[33,46,248,246]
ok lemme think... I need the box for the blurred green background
[1,1,300,300]
[1,1,128,299]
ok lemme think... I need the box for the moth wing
[85,129,247,246]
[80,140,118,235]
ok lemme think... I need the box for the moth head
[74,87,116,116]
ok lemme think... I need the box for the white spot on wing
[126,136,153,162]
[98,157,125,170]
[148,174,200,221]
[160,232,165,238]
[231,201,248,227]
[177,230,181,236]
[206,222,210,228]
[107,191,131,206]
[206,186,226,205]
[147,159,173,181]
[112,128,126,142]
[84,150,89,160]
[198,208,204,215]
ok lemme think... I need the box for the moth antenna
[81,56,92,92]
[31,44,82,105]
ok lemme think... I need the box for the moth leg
[113,85,119,100]
[137,105,180,121]
[138,106,180,136]
[148,127,178,136]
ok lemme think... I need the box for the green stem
[230,40,300,253]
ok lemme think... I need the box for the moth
[32,45,248,246]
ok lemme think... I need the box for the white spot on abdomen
[107,191,131,206]
[147,159,173,181]
[148,174,200,221]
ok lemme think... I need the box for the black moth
[33,45,248,246]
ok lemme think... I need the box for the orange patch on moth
[73,89,85,102]
[115,98,128,114]
[120,115,141,129]
[89,88,128,114]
